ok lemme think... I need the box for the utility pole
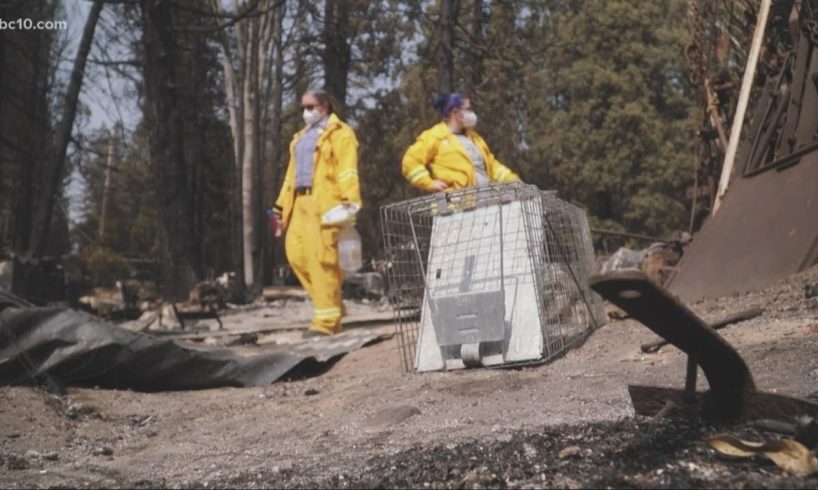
[98,137,115,243]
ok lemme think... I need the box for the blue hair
[433,93,466,117]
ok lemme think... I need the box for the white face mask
[462,110,477,128]
[303,108,323,126]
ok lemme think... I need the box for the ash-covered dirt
[1,267,817,489]
[204,419,818,489]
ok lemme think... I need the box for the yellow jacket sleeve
[489,156,519,183]
[274,153,295,213]
[401,132,438,192]
[474,133,519,183]
[331,127,362,206]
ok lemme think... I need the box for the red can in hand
[267,209,283,238]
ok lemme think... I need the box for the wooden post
[713,0,771,215]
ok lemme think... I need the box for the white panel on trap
[415,200,544,372]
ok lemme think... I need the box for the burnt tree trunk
[322,0,351,110]
[212,0,245,288]
[468,0,486,90]
[177,10,210,280]
[28,0,103,258]
[267,1,286,284]
[13,33,45,254]
[240,14,260,288]
[436,0,458,94]
[140,0,198,301]
[216,0,279,291]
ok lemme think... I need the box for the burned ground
[220,419,818,489]
[1,267,817,488]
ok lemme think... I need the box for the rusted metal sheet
[590,271,818,422]
[668,151,818,302]
[590,271,754,420]
[669,7,818,302]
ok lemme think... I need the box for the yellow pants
[285,195,343,334]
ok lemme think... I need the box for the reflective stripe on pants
[284,195,343,334]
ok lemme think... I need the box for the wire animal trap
[381,182,604,372]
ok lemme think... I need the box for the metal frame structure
[381,182,604,372]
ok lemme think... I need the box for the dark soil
[186,418,818,489]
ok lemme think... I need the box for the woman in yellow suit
[402,93,520,192]
[273,89,361,337]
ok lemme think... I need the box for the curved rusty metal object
[590,271,755,420]
[590,271,818,423]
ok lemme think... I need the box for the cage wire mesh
[381,182,604,372]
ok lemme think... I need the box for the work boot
[301,324,342,339]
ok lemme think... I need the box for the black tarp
[0,305,384,391]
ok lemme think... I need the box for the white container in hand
[338,225,362,273]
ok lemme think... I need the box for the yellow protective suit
[402,122,519,192]
[274,113,361,335]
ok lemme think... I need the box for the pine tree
[527,0,698,237]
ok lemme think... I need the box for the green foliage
[74,126,160,257]
[352,0,698,252]
[525,0,698,237]
[81,246,131,287]
[64,0,706,286]
[355,89,423,257]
